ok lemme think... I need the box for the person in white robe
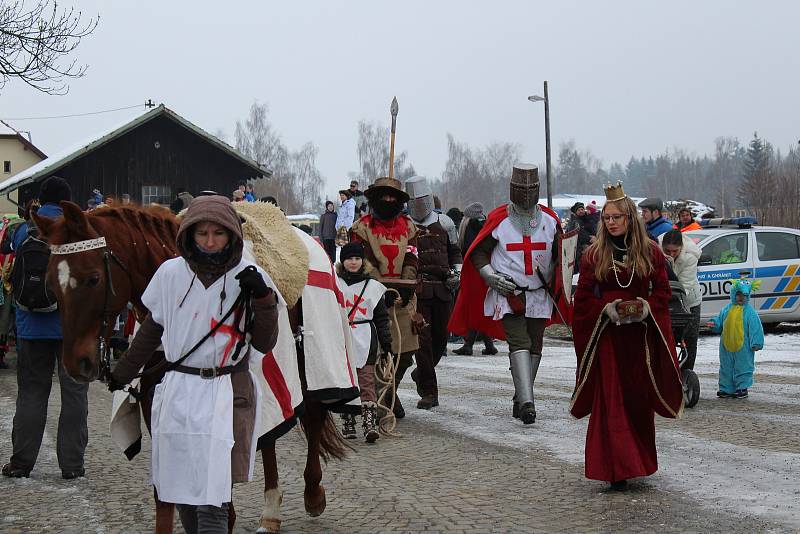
[111,195,281,533]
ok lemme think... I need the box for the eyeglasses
[602,214,627,223]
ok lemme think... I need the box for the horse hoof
[304,485,326,517]
[257,517,281,533]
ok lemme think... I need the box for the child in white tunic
[335,242,393,442]
[111,196,280,534]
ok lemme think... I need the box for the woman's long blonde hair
[588,196,655,281]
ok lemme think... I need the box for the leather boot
[361,402,379,443]
[454,331,477,355]
[417,395,439,410]
[482,339,498,355]
[340,413,356,439]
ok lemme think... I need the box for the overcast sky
[1,0,798,201]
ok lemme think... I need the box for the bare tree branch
[0,0,99,95]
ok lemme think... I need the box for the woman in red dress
[570,183,683,491]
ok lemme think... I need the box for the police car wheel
[682,369,700,408]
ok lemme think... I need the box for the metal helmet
[405,175,434,221]
[509,164,540,210]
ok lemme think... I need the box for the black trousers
[10,339,88,472]
[414,297,452,398]
[321,239,336,264]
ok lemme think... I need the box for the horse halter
[51,236,131,382]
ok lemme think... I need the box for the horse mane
[89,205,180,261]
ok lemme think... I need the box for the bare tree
[0,0,98,95]
[440,133,521,209]
[355,119,414,184]
[290,142,323,213]
[235,101,325,214]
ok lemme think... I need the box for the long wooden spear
[388,96,398,179]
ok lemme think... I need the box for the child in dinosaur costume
[708,278,764,399]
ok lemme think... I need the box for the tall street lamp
[528,80,552,208]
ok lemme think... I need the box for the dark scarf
[372,199,402,220]
[340,267,366,286]
[610,234,629,263]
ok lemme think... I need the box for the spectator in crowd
[453,202,497,356]
[639,197,674,239]
[232,190,245,202]
[566,202,597,266]
[319,200,338,263]
[660,229,702,370]
[433,195,442,214]
[349,180,368,216]
[446,207,464,230]
[676,207,702,232]
[244,183,256,202]
[86,198,97,211]
[336,189,355,231]
[121,194,131,205]
[92,188,103,206]
[2,176,89,480]
[170,188,194,214]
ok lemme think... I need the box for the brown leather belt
[172,356,249,379]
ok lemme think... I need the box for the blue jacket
[12,203,63,339]
[646,216,674,239]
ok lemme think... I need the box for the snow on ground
[401,330,800,530]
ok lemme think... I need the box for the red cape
[448,204,571,341]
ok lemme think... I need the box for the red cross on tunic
[506,236,547,275]
[211,317,244,367]
[345,294,368,328]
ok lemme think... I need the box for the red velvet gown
[570,243,683,482]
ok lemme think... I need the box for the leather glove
[445,271,460,291]
[384,291,398,308]
[603,299,623,325]
[479,266,516,296]
[235,266,269,298]
[398,286,414,307]
[636,297,651,322]
[108,376,127,393]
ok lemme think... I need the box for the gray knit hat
[463,202,485,219]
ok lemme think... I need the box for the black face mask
[192,241,232,266]
[372,199,402,220]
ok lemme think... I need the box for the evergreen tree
[739,132,775,224]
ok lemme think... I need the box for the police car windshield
[685,232,709,245]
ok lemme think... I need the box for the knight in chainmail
[459,164,562,425]
[404,176,462,410]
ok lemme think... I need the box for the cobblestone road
[1,331,797,533]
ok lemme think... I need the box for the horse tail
[317,409,351,462]
[298,402,352,463]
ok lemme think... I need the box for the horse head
[33,201,133,382]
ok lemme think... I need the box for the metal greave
[509,350,534,405]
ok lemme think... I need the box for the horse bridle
[50,236,132,382]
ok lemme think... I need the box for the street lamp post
[528,80,552,208]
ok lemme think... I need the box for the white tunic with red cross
[335,277,388,369]
[484,212,558,320]
[142,256,281,508]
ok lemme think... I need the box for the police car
[686,217,800,330]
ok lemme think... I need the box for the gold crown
[603,181,627,202]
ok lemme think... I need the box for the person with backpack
[1,176,89,480]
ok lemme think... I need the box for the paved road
[1,331,797,533]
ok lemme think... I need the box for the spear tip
[390,96,399,117]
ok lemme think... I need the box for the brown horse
[32,201,347,534]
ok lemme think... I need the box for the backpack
[10,224,58,313]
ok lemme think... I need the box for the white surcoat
[483,213,557,320]
[143,256,278,507]
[336,277,388,369]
